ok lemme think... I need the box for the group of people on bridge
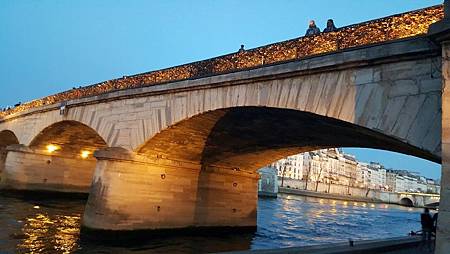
[1,102,21,112]
[305,19,337,36]
[238,19,337,53]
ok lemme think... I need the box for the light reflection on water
[253,194,422,250]
[0,193,423,253]
[0,195,84,254]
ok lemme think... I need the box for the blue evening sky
[0,0,443,179]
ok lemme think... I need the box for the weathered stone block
[406,94,440,147]
[352,68,374,85]
[391,94,426,139]
[419,78,442,93]
[0,147,96,193]
[388,80,418,98]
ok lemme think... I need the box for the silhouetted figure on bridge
[323,19,337,32]
[238,44,245,53]
[305,20,320,36]
[421,208,433,240]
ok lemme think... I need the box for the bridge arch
[29,120,107,155]
[0,130,19,148]
[0,130,19,174]
[85,105,440,232]
[399,197,414,207]
[117,52,441,164]
[0,121,107,193]
[136,106,438,172]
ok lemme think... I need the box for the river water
[0,192,423,253]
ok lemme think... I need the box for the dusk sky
[0,0,443,179]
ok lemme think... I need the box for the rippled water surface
[0,193,423,253]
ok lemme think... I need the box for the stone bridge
[0,4,449,253]
[393,192,441,207]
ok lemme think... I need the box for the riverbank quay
[279,187,381,204]
[277,186,439,208]
[217,236,434,254]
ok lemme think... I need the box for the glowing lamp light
[46,144,59,153]
[80,150,91,159]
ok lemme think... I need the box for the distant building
[367,162,387,190]
[306,150,329,185]
[385,169,434,193]
[357,162,370,188]
[273,153,305,180]
[386,169,397,191]
[268,148,439,194]
[325,148,341,186]
[426,178,440,194]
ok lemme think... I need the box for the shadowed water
[0,193,423,253]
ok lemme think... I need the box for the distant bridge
[385,192,440,207]
[0,4,449,254]
[266,177,440,208]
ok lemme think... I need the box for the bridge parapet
[0,5,443,120]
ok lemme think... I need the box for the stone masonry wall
[281,178,373,197]
[437,41,450,254]
[83,149,258,231]
[0,148,6,176]
[1,149,97,193]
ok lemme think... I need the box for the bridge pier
[0,144,97,193]
[429,2,450,252]
[0,148,7,176]
[437,41,450,254]
[82,147,257,233]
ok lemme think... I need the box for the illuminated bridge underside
[1,122,107,193]
[29,120,107,154]
[140,107,438,172]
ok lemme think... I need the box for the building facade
[271,149,440,194]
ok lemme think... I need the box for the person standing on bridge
[323,19,337,32]
[421,208,433,240]
[238,44,245,53]
[305,20,320,36]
